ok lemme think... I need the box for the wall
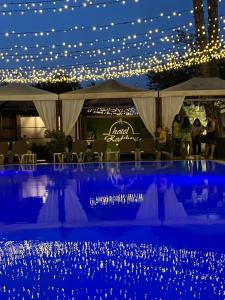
[20,116,46,140]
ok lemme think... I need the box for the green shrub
[45,130,67,154]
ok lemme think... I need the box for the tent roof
[59,79,157,100]
[0,83,58,101]
[160,77,225,97]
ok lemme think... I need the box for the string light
[0,23,197,65]
[0,41,224,83]
[0,39,178,64]
[1,16,225,71]
[0,22,194,53]
[0,4,195,79]
[0,0,140,16]
[2,10,225,69]
[0,11,188,38]
[0,3,223,82]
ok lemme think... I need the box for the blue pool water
[0,160,225,299]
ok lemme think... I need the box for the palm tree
[207,0,219,76]
[193,0,210,76]
[192,0,219,76]
[193,0,207,50]
[207,0,218,43]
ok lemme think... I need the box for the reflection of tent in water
[37,179,88,226]
[136,182,187,223]
[64,179,88,225]
[37,190,60,225]
[22,175,49,199]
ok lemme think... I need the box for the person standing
[66,135,73,152]
[191,118,205,155]
[205,115,217,160]
[181,116,192,159]
[172,114,182,157]
[155,125,171,160]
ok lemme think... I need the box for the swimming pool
[0,161,225,299]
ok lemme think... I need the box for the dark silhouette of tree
[147,66,199,90]
[34,74,82,94]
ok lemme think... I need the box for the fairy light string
[0,2,223,82]
[0,0,141,15]
[0,11,189,38]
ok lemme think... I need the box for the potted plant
[45,130,67,160]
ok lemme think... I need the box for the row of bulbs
[0,0,140,15]
[0,11,186,38]
[0,41,224,83]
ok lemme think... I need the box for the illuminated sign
[103,118,140,144]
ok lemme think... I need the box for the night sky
[0,0,224,87]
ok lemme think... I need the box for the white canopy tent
[0,83,58,131]
[59,79,157,136]
[160,77,225,129]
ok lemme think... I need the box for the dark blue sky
[0,0,224,87]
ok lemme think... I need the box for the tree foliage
[147,66,199,90]
[45,129,67,154]
[34,74,82,94]
[35,81,82,94]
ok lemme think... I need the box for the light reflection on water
[0,161,225,299]
[0,240,224,299]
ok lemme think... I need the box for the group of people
[155,114,217,160]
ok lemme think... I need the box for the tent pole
[59,100,63,133]
[76,118,79,140]
[55,99,60,131]
[16,115,21,140]
[55,98,63,132]
[155,96,162,128]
